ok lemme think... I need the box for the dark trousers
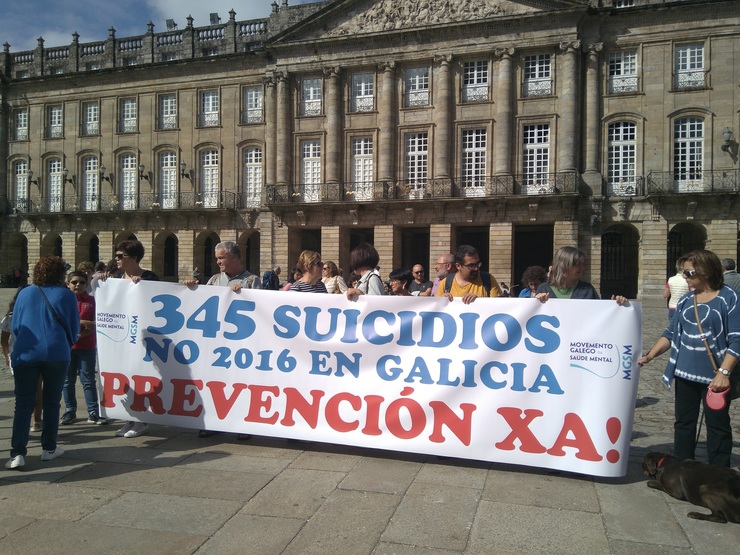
[674,376,732,466]
[11,361,67,457]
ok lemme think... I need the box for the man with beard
[436,244,502,304]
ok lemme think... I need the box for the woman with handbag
[6,256,79,470]
[639,249,740,466]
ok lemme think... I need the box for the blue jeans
[11,360,68,457]
[63,349,99,416]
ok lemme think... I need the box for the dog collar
[656,456,667,468]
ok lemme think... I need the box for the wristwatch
[719,368,732,376]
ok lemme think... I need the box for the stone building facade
[1,0,738,298]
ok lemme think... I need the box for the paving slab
[83,491,241,536]
[195,514,305,554]
[466,500,610,555]
[282,489,401,555]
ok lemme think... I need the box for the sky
[1,0,317,53]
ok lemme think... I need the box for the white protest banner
[95,279,642,477]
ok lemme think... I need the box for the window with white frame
[674,117,704,191]
[523,54,552,97]
[522,124,551,194]
[159,151,178,209]
[14,160,29,212]
[608,50,638,94]
[461,129,487,197]
[158,94,177,130]
[675,44,705,89]
[82,156,99,211]
[119,98,137,133]
[300,140,321,202]
[607,122,637,195]
[81,101,99,135]
[351,137,374,201]
[613,0,634,7]
[351,73,374,112]
[120,153,138,210]
[199,90,219,127]
[242,86,263,124]
[462,61,489,102]
[201,149,219,208]
[404,133,428,198]
[46,105,63,138]
[12,108,28,141]
[242,147,263,208]
[405,67,430,107]
[48,158,63,212]
[300,78,322,117]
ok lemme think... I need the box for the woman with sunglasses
[321,261,347,294]
[639,249,740,466]
[289,250,327,293]
[112,240,159,438]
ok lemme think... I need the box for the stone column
[429,223,453,269]
[489,222,513,284]
[264,74,277,190]
[558,41,580,173]
[321,226,340,267]
[433,54,453,179]
[378,61,396,183]
[276,71,291,186]
[494,47,515,176]
[584,43,603,175]
[374,224,396,275]
[324,66,342,185]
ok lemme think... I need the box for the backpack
[262,271,279,290]
[444,271,492,295]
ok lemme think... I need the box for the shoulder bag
[36,285,74,346]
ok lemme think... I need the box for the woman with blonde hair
[321,261,347,294]
[290,250,328,293]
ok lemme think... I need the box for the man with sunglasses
[61,271,107,426]
[408,264,433,296]
[436,245,502,304]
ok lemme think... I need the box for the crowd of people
[3,242,738,470]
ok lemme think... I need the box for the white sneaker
[40,446,65,461]
[124,422,149,438]
[115,421,135,437]
[5,455,25,470]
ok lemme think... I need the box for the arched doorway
[40,233,62,258]
[194,231,220,282]
[240,231,261,274]
[667,222,706,280]
[600,224,640,299]
[76,232,100,265]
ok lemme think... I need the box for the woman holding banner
[112,240,159,439]
[289,251,327,293]
[535,246,627,304]
[639,249,739,466]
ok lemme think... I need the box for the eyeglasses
[682,268,698,278]
[461,262,482,270]
[70,280,86,285]
[115,253,130,260]
[414,271,423,275]
[322,267,329,271]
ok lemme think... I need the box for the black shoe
[60,412,76,425]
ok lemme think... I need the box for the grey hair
[721,258,736,271]
[216,241,241,259]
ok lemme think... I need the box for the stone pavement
[0,288,738,554]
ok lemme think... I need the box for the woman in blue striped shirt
[289,250,327,294]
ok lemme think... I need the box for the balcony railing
[266,172,578,205]
[646,170,739,195]
[10,191,237,214]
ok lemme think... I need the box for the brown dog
[642,452,740,524]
